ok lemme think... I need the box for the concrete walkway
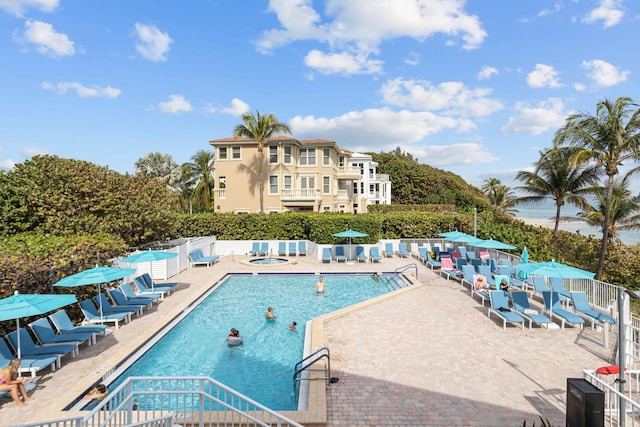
[0,253,613,426]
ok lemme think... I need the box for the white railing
[337,166,361,176]
[336,189,350,199]
[281,189,320,200]
[213,189,226,199]
[16,417,84,427]
[583,369,640,426]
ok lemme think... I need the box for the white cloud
[22,146,47,157]
[527,64,562,88]
[582,0,624,28]
[0,0,58,17]
[404,52,420,66]
[304,50,382,75]
[417,143,499,166]
[537,2,563,17]
[379,78,503,118]
[221,98,250,116]
[257,0,487,75]
[477,65,498,80]
[41,81,121,98]
[501,98,568,135]
[135,22,173,62]
[574,83,587,92]
[19,20,75,58]
[156,95,192,114]
[0,159,15,170]
[581,59,629,87]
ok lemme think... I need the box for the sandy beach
[519,217,560,228]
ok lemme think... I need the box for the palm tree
[553,96,640,278]
[576,177,640,243]
[515,147,600,239]
[134,152,182,191]
[233,110,291,213]
[183,150,215,212]
[481,178,518,216]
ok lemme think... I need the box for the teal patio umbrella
[54,266,137,321]
[514,260,594,280]
[471,238,516,250]
[122,250,177,287]
[332,229,368,261]
[0,292,77,359]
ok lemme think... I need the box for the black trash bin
[566,378,604,427]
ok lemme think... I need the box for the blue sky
[0,0,638,191]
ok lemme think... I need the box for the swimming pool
[97,273,409,410]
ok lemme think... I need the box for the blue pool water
[105,273,407,410]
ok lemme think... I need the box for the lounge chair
[258,242,269,256]
[0,338,59,376]
[529,276,549,300]
[140,273,177,289]
[94,293,142,318]
[189,248,219,267]
[322,247,332,263]
[369,246,382,263]
[410,243,420,257]
[120,281,162,302]
[465,251,476,261]
[278,242,287,256]
[477,265,492,281]
[455,258,468,270]
[458,247,468,259]
[488,291,525,329]
[418,247,428,263]
[298,241,307,256]
[334,246,347,263]
[497,265,512,277]
[471,274,491,305]
[133,276,171,299]
[549,277,571,303]
[478,251,490,261]
[542,291,584,329]
[570,291,616,330]
[432,246,440,260]
[440,257,462,281]
[49,309,109,337]
[425,252,441,270]
[450,251,462,266]
[470,258,483,272]
[108,288,154,312]
[288,242,297,257]
[248,242,260,256]
[499,258,512,269]
[461,265,476,290]
[79,299,130,330]
[7,328,78,360]
[384,243,395,258]
[487,258,498,274]
[29,317,95,348]
[356,246,368,263]
[511,291,551,329]
[398,243,410,258]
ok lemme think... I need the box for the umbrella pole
[16,318,21,360]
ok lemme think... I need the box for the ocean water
[514,199,640,245]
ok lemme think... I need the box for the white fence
[583,369,640,426]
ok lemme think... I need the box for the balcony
[337,166,362,179]
[281,189,320,205]
[214,189,226,199]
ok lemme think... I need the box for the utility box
[566,378,604,427]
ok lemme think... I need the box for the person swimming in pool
[289,321,297,332]
[226,328,243,346]
[315,276,325,294]
[265,306,276,320]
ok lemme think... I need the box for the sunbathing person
[500,279,516,292]
[474,275,490,294]
[0,359,32,406]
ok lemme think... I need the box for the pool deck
[1,254,614,426]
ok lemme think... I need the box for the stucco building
[208,136,391,213]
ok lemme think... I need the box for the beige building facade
[208,136,391,213]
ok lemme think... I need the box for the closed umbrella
[0,292,77,359]
[54,266,136,322]
[122,250,178,290]
[517,247,529,279]
[332,229,368,261]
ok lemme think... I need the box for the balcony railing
[213,189,226,199]
[281,189,320,201]
[337,166,361,178]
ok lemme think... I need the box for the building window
[219,147,228,160]
[269,146,278,164]
[300,176,315,189]
[283,175,292,190]
[353,182,358,194]
[323,148,330,166]
[300,148,316,166]
[232,146,241,159]
[219,176,226,189]
[339,155,345,167]
[269,175,278,194]
[323,176,330,194]
[284,146,292,164]
[323,206,331,212]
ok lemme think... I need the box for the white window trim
[231,146,241,160]
[268,175,279,195]
[322,175,331,194]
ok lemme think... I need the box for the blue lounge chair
[440,257,462,281]
[465,251,476,261]
[570,291,616,330]
[248,242,260,256]
[471,274,491,305]
[461,265,476,290]
[189,248,219,267]
[511,291,551,329]
[471,258,483,272]
[322,247,332,263]
[0,338,59,376]
[298,241,307,256]
[497,265,512,277]
[140,273,177,289]
[542,291,584,329]
[458,247,467,259]
[7,328,78,360]
[455,258,468,270]
[398,243,410,258]
[79,299,130,330]
[487,258,498,274]
[334,246,347,262]
[356,246,368,263]
[477,265,492,281]
[426,252,441,270]
[488,291,525,329]
[133,276,172,299]
[120,281,162,302]
[278,242,286,256]
[384,243,394,258]
[499,258,512,269]
[418,247,428,263]
[288,242,297,256]
[258,242,268,256]
[529,276,549,300]
[29,317,94,348]
[549,277,571,303]
[94,293,142,318]
[108,288,154,311]
[49,309,109,337]
[369,246,382,263]
[432,246,440,260]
